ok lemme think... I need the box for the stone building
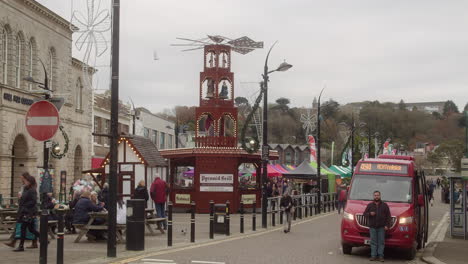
[92,90,131,167]
[0,0,94,198]
[133,107,175,151]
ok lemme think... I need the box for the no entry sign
[25,100,59,141]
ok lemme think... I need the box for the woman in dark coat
[134,180,149,207]
[13,172,41,252]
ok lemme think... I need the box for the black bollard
[252,202,256,231]
[328,194,331,212]
[293,198,297,221]
[56,208,65,264]
[225,201,230,236]
[40,198,49,264]
[332,194,336,211]
[298,198,302,219]
[167,202,173,247]
[271,200,276,226]
[305,196,308,218]
[280,206,283,225]
[190,201,195,243]
[240,201,244,233]
[209,201,214,239]
[310,196,314,216]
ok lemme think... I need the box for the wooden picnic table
[0,209,57,239]
[0,209,17,235]
[73,211,126,243]
[145,208,165,236]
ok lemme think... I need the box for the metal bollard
[167,202,173,247]
[293,198,297,221]
[240,201,244,233]
[328,194,331,212]
[56,208,65,264]
[332,194,336,211]
[298,198,302,219]
[225,201,230,236]
[271,200,276,226]
[252,202,256,231]
[209,201,214,239]
[190,201,195,243]
[305,196,308,218]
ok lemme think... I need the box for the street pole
[368,127,371,158]
[261,74,269,229]
[317,88,324,214]
[351,114,354,175]
[38,59,50,264]
[108,0,120,258]
[465,111,468,158]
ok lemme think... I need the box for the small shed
[99,135,168,208]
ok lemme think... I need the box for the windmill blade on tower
[172,35,263,55]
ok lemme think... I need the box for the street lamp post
[316,88,324,214]
[24,59,51,264]
[261,41,292,228]
[107,0,120,257]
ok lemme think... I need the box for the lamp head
[276,61,293,72]
[52,145,61,155]
[23,76,36,83]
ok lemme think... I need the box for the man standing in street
[280,190,295,233]
[337,185,347,214]
[364,191,391,262]
[150,175,167,229]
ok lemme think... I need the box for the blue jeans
[370,227,385,258]
[155,203,167,229]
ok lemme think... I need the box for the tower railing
[195,136,237,148]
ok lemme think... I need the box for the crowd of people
[3,173,169,251]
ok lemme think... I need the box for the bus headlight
[399,216,413,225]
[343,211,354,221]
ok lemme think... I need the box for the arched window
[48,48,55,90]
[15,34,22,88]
[75,78,83,110]
[27,39,35,90]
[0,27,8,84]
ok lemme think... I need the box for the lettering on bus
[359,163,408,174]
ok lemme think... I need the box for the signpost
[25,100,59,141]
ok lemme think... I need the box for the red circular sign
[25,100,59,141]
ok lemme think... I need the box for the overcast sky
[38,0,468,113]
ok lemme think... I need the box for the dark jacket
[98,187,109,209]
[134,186,149,202]
[364,201,392,228]
[18,186,38,218]
[73,197,103,224]
[280,195,296,212]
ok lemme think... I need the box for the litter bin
[214,204,226,234]
[126,199,145,251]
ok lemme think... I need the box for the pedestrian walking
[428,183,435,206]
[280,191,295,233]
[11,173,41,252]
[150,175,168,229]
[134,180,149,207]
[436,177,441,189]
[337,186,347,214]
[364,190,391,262]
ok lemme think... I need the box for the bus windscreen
[349,174,412,203]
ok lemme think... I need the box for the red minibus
[341,155,428,259]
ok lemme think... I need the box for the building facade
[133,107,175,150]
[0,0,93,198]
[92,90,131,166]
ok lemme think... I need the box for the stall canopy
[310,161,339,193]
[283,160,318,179]
[329,165,352,178]
[252,164,282,178]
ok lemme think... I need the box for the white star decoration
[300,109,317,141]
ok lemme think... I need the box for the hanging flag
[308,135,317,162]
[341,148,348,166]
[348,148,353,168]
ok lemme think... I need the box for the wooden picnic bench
[73,211,126,243]
[0,209,18,235]
[145,209,165,235]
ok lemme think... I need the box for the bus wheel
[405,246,417,260]
[342,243,352,255]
